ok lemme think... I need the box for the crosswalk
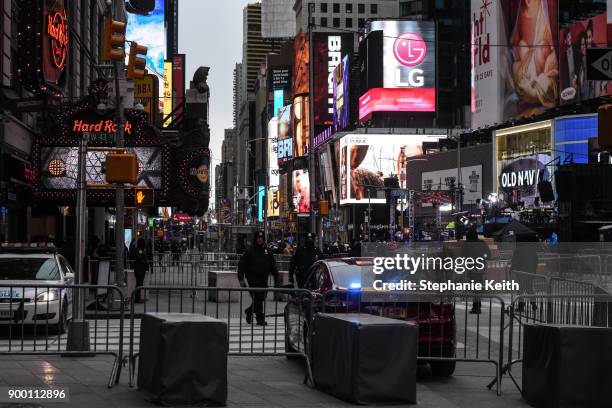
[0,316,288,354]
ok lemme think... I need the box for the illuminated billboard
[313,32,354,127]
[339,133,444,205]
[268,118,279,187]
[292,96,310,157]
[293,33,309,96]
[126,0,166,77]
[267,187,280,218]
[333,55,350,131]
[163,60,173,127]
[292,169,310,214]
[359,20,436,121]
[277,105,293,165]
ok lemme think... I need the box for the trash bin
[313,313,417,404]
[522,323,612,407]
[138,313,228,405]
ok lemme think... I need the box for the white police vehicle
[0,244,74,333]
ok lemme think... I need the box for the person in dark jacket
[289,233,323,288]
[130,238,150,303]
[461,229,491,314]
[238,231,279,325]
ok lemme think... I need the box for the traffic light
[133,187,154,207]
[105,153,138,184]
[102,17,126,61]
[127,42,148,80]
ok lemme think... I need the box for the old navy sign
[499,158,548,190]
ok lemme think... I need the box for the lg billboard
[359,20,436,121]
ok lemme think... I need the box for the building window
[358,3,365,13]
[346,3,353,14]
[333,3,340,13]
[358,18,365,28]
[320,2,328,12]
[346,18,353,28]
[321,17,328,27]
[370,3,378,14]
[333,17,340,27]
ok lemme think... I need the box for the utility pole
[307,2,316,234]
[113,0,126,290]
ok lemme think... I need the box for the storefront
[494,120,553,207]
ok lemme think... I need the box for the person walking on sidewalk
[461,229,491,314]
[130,238,150,303]
[289,233,323,288]
[238,231,280,325]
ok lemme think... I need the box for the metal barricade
[127,286,314,388]
[0,284,124,388]
[494,293,612,394]
[319,290,506,395]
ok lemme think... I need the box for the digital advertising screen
[333,55,350,131]
[292,169,310,214]
[277,104,293,165]
[268,118,279,187]
[126,0,166,77]
[313,32,354,128]
[293,33,310,96]
[339,133,444,205]
[292,96,310,157]
[359,20,437,121]
[559,12,609,105]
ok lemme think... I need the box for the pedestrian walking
[461,229,491,314]
[130,238,150,303]
[289,233,323,288]
[237,231,280,325]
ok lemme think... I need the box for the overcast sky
[179,0,253,201]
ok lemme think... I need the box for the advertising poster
[421,165,483,204]
[313,32,354,128]
[268,118,279,187]
[559,13,609,105]
[471,0,503,129]
[270,66,292,117]
[277,104,293,165]
[333,55,350,131]
[134,75,157,123]
[292,169,310,214]
[359,20,436,121]
[172,54,186,118]
[339,134,443,205]
[292,96,309,157]
[267,187,280,218]
[163,61,173,127]
[43,0,68,85]
[127,0,165,108]
[293,33,310,96]
[502,0,559,121]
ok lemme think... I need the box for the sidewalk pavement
[0,355,528,408]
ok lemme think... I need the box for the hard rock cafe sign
[47,9,68,69]
[43,0,68,84]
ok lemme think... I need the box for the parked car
[284,257,457,376]
[0,244,74,334]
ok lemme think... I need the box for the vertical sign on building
[163,60,173,127]
[134,75,156,123]
[313,33,354,129]
[172,54,186,119]
[43,0,68,85]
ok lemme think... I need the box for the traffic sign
[587,48,612,80]
[133,187,154,207]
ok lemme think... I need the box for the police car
[0,243,74,333]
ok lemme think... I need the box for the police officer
[289,233,323,288]
[238,231,279,325]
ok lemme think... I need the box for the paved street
[0,355,528,407]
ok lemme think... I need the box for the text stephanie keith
[372,279,520,293]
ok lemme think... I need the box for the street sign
[133,187,154,207]
[587,48,612,80]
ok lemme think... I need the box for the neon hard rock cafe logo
[48,10,69,69]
